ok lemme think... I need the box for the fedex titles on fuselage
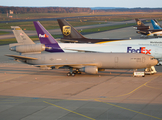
[127,47,151,54]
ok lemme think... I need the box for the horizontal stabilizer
[5,54,38,60]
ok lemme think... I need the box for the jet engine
[80,66,98,74]
[10,44,45,53]
[135,26,150,30]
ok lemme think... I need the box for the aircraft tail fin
[151,19,162,29]
[33,21,58,44]
[134,18,150,30]
[57,19,85,39]
[135,18,145,26]
[33,21,64,53]
[10,26,35,47]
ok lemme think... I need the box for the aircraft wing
[34,63,99,69]
[5,54,38,60]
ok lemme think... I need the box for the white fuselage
[57,38,162,60]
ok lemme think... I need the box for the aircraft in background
[151,19,162,29]
[134,18,162,37]
[10,22,162,74]
[57,19,127,43]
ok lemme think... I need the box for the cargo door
[114,57,118,68]
[142,57,145,63]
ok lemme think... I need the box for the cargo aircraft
[151,19,162,30]
[134,18,162,37]
[7,27,158,76]
[57,19,127,43]
[9,22,162,74]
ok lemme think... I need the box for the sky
[1,0,162,8]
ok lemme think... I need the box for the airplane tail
[134,18,150,30]
[10,26,35,47]
[33,21,64,52]
[33,21,58,44]
[151,19,162,29]
[57,19,85,39]
[135,18,145,26]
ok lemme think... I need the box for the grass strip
[0,35,62,45]
[0,31,10,35]
[80,23,136,34]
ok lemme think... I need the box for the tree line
[0,6,162,14]
[0,6,92,14]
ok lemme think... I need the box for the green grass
[0,31,10,35]
[80,23,136,34]
[0,20,105,30]
[0,35,62,45]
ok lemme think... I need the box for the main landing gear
[67,68,81,77]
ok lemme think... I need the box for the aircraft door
[142,57,145,63]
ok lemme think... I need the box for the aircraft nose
[154,59,158,65]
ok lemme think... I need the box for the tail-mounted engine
[10,44,45,53]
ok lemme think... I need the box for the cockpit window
[150,57,155,60]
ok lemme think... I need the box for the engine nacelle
[80,66,98,74]
[10,44,45,53]
[135,26,150,30]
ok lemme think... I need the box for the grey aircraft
[6,52,158,76]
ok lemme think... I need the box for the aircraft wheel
[71,73,75,77]
[67,72,71,76]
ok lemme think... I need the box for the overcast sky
[1,0,162,8]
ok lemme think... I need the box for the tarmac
[0,23,162,120]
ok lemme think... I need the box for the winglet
[57,19,85,39]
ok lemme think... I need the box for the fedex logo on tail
[39,34,48,38]
[127,47,151,54]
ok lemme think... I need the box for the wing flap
[5,54,38,60]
